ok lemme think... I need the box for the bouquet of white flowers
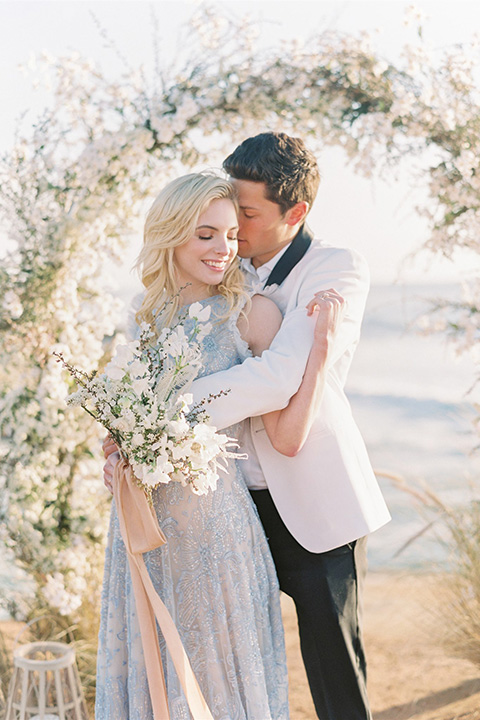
[55,301,236,499]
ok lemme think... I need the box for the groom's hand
[306,288,346,347]
[305,288,346,317]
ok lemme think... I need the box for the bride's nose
[214,234,230,255]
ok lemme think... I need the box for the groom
[191,132,391,719]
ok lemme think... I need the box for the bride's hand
[103,451,120,494]
[103,434,119,459]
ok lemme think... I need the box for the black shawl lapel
[264,224,313,288]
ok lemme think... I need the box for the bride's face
[174,198,238,297]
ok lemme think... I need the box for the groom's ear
[285,201,309,226]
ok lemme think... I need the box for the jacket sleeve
[190,247,370,430]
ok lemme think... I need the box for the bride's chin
[204,272,226,285]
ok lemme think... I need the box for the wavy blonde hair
[135,173,248,328]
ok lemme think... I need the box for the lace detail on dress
[227,296,253,363]
[95,294,289,720]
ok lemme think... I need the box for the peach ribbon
[113,458,214,720]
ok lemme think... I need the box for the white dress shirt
[241,243,291,287]
[239,244,292,490]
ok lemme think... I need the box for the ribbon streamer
[113,458,214,720]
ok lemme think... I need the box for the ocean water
[1,283,478,615]
[347,283,480,569]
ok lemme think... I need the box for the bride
[97,172,343,720]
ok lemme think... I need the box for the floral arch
[0,6,478,631]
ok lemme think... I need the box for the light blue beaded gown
[95,295,289,720]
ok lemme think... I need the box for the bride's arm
[241,291,345,458]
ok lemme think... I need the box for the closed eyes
[197,234,238,242]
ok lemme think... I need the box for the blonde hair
[135,173,248,328]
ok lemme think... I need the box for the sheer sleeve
[228,297,253,362]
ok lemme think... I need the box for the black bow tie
[264,224,314,288]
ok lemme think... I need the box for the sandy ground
[2,572,480,719]
[283,571,480,720]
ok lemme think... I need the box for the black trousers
[250,489,371,720]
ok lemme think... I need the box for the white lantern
[5,641,88,720]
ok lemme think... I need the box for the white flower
[104,362,125,381]
[128,358,148,378]
[181,424,225,467]
[170,469,187,485]
[175,393,193,412]
[150,117,176,145]
[155,452,174,474]
[132,453,174,487]
[162,326,189,356]
[168,418,190,438]
[189,303,211,322]
[44,572,83,616]
[139,322,155,337]
[112,410,136,433]
[196,322,212,341]
[66,388,89,406]
[130,432,144,447]
[131,376,151,395]
[190,470,218,495]
[105,342,138,380]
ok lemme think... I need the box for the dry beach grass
[1,572,480,719]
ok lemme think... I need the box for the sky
[1,0,480,285]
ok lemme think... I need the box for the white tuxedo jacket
[191,239,391,552]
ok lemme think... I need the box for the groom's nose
[237,216,247,239]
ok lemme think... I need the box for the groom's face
[232,179,293,268]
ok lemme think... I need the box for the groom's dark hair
[223,132,320,215]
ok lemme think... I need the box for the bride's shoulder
[249,293,281,319]
[237,294,282,357]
